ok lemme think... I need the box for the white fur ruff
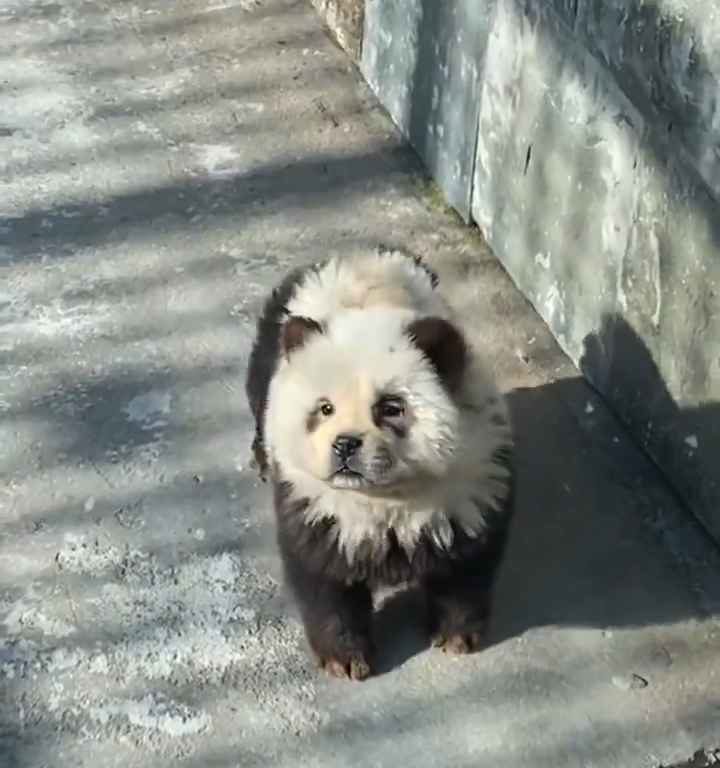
[265,249,512,564]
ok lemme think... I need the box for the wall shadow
[580,312,720,551]
[390,0,720,552]
[493,0,720,544]
[372,314,720,674]
[550,0,720,201]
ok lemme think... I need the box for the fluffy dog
[245,249,514,680]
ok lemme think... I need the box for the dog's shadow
[372,585,430,674]
[368,317,720,675]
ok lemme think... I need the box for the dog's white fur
[264,250,512,563]
[285,248,446,321]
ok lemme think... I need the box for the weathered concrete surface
[472,0,720,544]
[553,0,720,203]
[310,0,364,58]
[356,0,720,547]
[663,749,720,768]
[1,1,719,766]
[361,0,493,219]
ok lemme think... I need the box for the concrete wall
[313,0,720,545]
[310,0,364,59]
[360,1,494,218]
[472,0,720,544]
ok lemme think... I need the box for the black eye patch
[372,396,407,437]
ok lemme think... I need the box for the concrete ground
[1,0,719,766]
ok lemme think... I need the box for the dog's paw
[321,652,372,681]
[431,628,486,655]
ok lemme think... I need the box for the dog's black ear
[282,316,323,358]
[407,316,467,394]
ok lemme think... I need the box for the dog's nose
[332,434,363,461]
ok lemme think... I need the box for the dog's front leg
[283,551,374,680]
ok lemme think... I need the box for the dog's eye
[319,401,334,417]
[379,399,404,419]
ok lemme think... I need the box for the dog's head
[265,309,468,492]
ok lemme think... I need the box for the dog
[245,248,514,680]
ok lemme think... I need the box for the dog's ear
[282,316,323,358]
[407,317,467,394]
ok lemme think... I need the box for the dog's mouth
[330,466,368,488]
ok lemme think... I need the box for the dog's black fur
[245,257,514,679]
[245,264,318,480]
[273,470,514,677]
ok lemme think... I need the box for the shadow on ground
[372,315,720,674]
[385,0,720,555]
[3,0,720,765]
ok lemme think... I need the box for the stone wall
[311,0,720,546]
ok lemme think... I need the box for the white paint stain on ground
[0,59,85,131]
[189,143,243,178]
[3,600,76,639]
[89,693,212,738]
[0,553,43,579]
[133,120,163,140]
[685,434,699,450]
[206,0,262,12]
[0,294,109,346]
[124,391,172,428]
[235,101,265,114]
[56,533,125,576]
[1,547,322,753]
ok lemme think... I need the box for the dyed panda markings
[245,248,515,680]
